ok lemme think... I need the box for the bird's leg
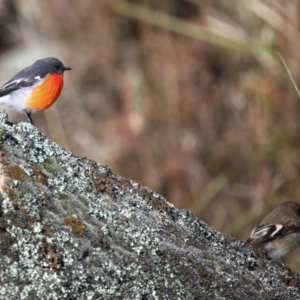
[23,111,35,126]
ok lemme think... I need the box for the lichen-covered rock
[0,109,299,300]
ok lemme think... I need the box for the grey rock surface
[0,109,299,300]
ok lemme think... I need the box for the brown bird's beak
[64,67,72,71]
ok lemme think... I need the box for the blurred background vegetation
[1,0,300,269]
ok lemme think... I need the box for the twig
[276,51,300,99]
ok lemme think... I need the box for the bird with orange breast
[0,57,71,126]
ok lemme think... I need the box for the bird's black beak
[64,67,72,71]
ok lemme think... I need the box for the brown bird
[247,201,300,259]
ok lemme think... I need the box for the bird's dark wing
[0,59,58,97]
[247,223,300,245]
[247,224,283,245]
[0,77,40,97]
